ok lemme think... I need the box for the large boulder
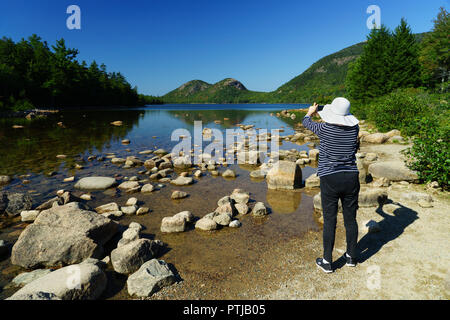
[74,177,117,190]
[363,133,389,144]
[127,259,176,297]
[7,261,107,300]
[368,161,418,182]
[11,203,118,269]
[266,161,302,190]
[110,239,162,275]
[0,192,33,217]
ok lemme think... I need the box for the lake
[0,104,322,299]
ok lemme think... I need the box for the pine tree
[346,25,392,101]
[388,18,421,91]
[419,7,450,91]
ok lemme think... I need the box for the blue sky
[0,0,447,95]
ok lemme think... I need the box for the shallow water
[0,104,322,299]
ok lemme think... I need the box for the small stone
[222,169,236,178]
[195,217,218,231]
[171,191,188,200]
[95,202,120,213]
[122,139,130,145]
[141,184,155,193]
[194,170,202,178]
[63,176,75,182]
[121,205,137,215]
[170,176,193,186]
[136,207,150,215]
[161,215,186,233]
[252,202,267,216]
[417,199,433,208]
[229,220,241,228]
[20,210,40,222]
[126,197,138,206]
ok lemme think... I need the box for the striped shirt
[302,116,360,177]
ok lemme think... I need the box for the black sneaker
[345,253,357,267]
[316,258,333,273]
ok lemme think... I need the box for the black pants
[320,171,360,263]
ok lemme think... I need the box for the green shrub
[366,88,431,136]
[403,114,449,189]
[12,99,35,111]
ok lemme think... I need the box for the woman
[302,97,360,273]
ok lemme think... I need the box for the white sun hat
[317,97,359,126]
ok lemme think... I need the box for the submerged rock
[252,202,267,216]
[74,177,117,190]
[171,191,188,200]
[0,192,33,217]
[170,176,194,186]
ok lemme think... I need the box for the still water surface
[0,104,322,299]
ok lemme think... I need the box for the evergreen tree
[388,18,422,91]
[419,7,450,91]
[346,25,392,101]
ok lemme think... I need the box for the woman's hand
[306,102,319,117]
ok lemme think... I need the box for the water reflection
[266,189,303,214]
[0,105,306,176]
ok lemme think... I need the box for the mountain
[163,78,268,103]
[161,33,427,104]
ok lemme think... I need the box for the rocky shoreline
[0,110,446,300]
